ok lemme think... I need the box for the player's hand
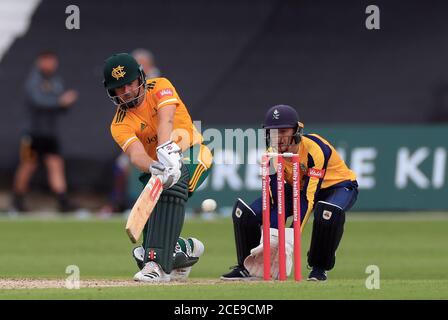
[149,161,181,189]
[59,90,78,108]
[156,141,182,171]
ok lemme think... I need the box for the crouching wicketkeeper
[221,105,358,281]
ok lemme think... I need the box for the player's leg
[134,165,190,282]
[170,237,205,281]
[132,236,204,280]
[42,137,76,212]
[238,179,297,280]
[11,135,39,212]
[307,182,358,281]
[44,153,77,212]
[44,154,66,193]
[12,162,38,212]
[170,144,211,280]
[220,172,296,280]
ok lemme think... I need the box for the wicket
[262,152,302,281]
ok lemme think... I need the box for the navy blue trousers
[250,175,358,228]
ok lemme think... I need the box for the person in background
[131,48,161,79]
[11,50,78,213]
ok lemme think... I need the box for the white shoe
[170,266,192,282]
[134,261,171,282]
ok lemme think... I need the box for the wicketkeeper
[221,105,358,281]
[103,53,213,282]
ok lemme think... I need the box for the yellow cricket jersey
[110,77,212,168]
[282,133,357,221]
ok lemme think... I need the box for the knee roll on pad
[307,201,345,271]
[142,165,189,273]
[232,198,261,266]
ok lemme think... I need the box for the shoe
[171,237,205,281]
[132,238,205,281]
[59,201,78,213]
[307,267,327,281]
[170,266,193,282]
[10,194,27,213]
[133,245,186,270]
[220,265,256,281]
[134,261,170,282]
[57,193,78,213]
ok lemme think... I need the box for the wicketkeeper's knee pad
[142,165,189,273]
[232,198,261,266]
[243,228,294,279]
[308,201,345,271]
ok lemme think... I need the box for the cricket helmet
[262,104,304,146]
[103,53,146,108]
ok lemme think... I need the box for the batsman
[103,53,213,282]
[221,105,358,281]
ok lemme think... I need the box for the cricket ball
[201,199,217,212]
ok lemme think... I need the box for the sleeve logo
[307,168,325,178]
[156,88,174,99]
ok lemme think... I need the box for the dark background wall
[0,0,447,191]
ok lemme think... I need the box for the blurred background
[0,0,447,217]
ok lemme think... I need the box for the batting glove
[149,161,180,189]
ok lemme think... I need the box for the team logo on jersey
[273,109,280,120]
[235,208,243,218]
[140,122,147,131]
[323,210,332,220]
[307,168,326,178]
[156,88,173,99]
[111,65,126,80]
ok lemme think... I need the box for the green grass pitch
[0,213,447,299]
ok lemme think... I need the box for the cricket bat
[125,176,163,243]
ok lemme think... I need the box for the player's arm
[124,140,155,173]
[124,139,178,190]
[156,104,176,145]
[111,122,156,173]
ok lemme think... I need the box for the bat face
[125,176,163,243]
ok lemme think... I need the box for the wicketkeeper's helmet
[262,104,304,147]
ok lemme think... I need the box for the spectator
[10,50,78,213]
[131,48,161,79]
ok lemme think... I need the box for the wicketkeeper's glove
[243,228,294,279]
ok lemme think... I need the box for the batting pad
[142,165,189,273]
